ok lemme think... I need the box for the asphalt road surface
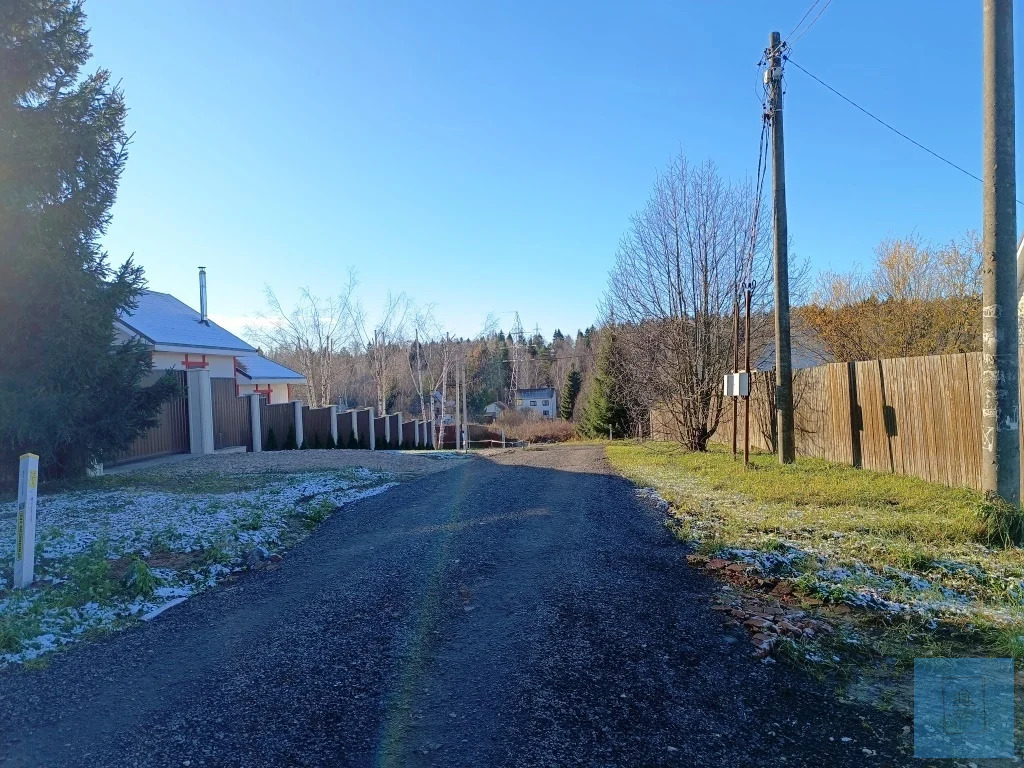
[0,445,911,767]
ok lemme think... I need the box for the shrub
[348,432,358,449]
[325,432,337,449]
[284,425,298,450]
[265,427,279,451]
[122,556,157,598]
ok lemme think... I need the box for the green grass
[607,442,1024,651]
[608,441,1024,723]
[607,442,1021,580]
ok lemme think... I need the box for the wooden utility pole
[454,352,461,451]
[767,30,796,464]
[731,297,740,459]
[461,360,469,451]
[982,0,1020,503]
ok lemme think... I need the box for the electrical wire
[785,0,823,44]
[786,0,834,48]
[783,56,1003,189]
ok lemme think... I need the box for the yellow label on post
[15,514,24,560]
[28,469,37,489]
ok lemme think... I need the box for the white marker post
[14,453,39,589]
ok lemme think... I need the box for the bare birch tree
[352,292,411,413]
[247,275,357,408]
[603,154,773,450]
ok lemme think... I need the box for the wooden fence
[302,405,333,447]
[374,415,387,447]
[111,370,190,464]
[652,350,998,491]
[212,377,252,451]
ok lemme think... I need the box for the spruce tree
[325,432,337,449]
[559,369,581,421]
[265,428,279,451]
[0,2,175,478]
[284,425,298,450]
[579,333,627,438]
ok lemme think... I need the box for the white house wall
[150,351,236,378]
[237,382,291,405]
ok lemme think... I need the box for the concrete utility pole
[767,30,796,464]
[982,0,1021,503]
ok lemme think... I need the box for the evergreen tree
[559,369,581,421]
[284,425,298,450]
[579,333,627,438]
[312,433,323,449]
[265,428,279,451]
[325,431,337,449]
[0,2,175,478]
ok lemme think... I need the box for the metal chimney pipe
[198,266,208,324]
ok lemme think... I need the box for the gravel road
[0,444,911,767]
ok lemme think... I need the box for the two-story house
[515,387,557,419]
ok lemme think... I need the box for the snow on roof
[235,354,306,382]
[118,291,255,353]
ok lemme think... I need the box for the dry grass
[498,417,576,443]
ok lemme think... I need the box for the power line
[784,55,1024,204]
[785,0,823,43]
[786,0,834,48]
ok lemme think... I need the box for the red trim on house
[182,353,209,369]
[233,357,239,395]
[252,385,273,403]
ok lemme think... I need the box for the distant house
[235,354,306,404]
[483,401,507,422]
[753,328,831,372]
[515,387,557,419]
[116,272,306,401]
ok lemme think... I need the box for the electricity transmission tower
[508,313,526,405]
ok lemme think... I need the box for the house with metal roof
[514,387,557,419]
[235,353,306,404]
[115,269,306,401]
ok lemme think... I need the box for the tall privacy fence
[651,350,1012,492]
[104,368,437,470]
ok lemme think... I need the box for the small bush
[304,499,335,529]
[122,556,157,598]
[299,438,310,450]
[284,425,298,450]
[325,432,337,449]
[348,432,358,449]
[265,427,278,451]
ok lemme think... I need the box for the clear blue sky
[85,1,1023,341]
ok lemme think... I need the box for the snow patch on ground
[0,468,395,668]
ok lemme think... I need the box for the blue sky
[86,1,1021,341]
